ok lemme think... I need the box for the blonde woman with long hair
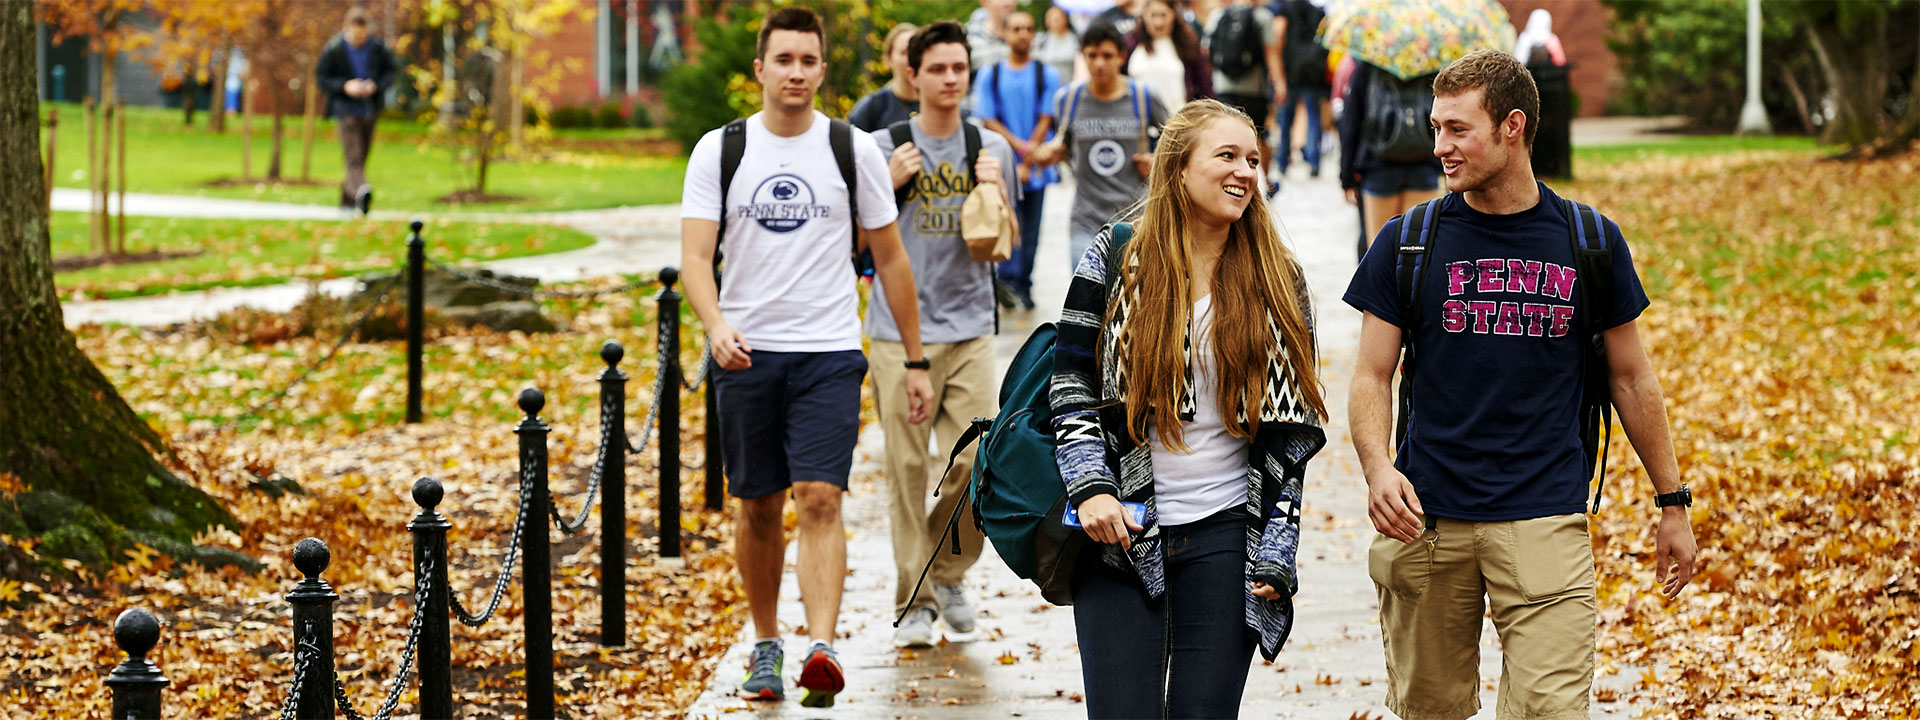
[1049,98,1327,718]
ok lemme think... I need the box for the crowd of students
[678,3,1696,717]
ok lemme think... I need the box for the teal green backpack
[897,224,1133,622]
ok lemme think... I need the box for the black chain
[276,630,319,720]
[551,392,619,534]
[425,257,656,299]
[334,556,434,720]
[680,346,713,392]
[452,453,532,626]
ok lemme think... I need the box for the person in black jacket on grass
[315,7,398,217]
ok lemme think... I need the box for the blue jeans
[997,186,1046,296]
[1277,85,1324,174]
[1073,508,1257,719]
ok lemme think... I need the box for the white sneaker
[894,607,938,648]
[933,583,976,634]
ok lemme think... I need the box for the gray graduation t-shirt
[868,120,1021,344]
[1055,82,1171,238]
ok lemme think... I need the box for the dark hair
[1081,22,1125,54]
[345,7,370,27]
[1128,0,1200,67]
[757,6,826,61]
[907,21,971,74]
[1433,49,1541,149]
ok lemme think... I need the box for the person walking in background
[1030,22,1170,271]
[1051,98,1329,719]
[975,10,1064,311]
[679,7,935,708]
[315,7,396,217]
[1204,0,1284,197]
[1345,50,1696,720]
[849,23,921,133]
[1272,0,1332,181]
[966,0,1016,77]
[871,20,1021,650]
[1513,9,1566,67]
[1123,0,1213,107]
[1035,6,1081,88]
[1338,59,1443,254]
[1087,0,1141,38]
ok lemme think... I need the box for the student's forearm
[874,253,924,360]
[680,248,724,331]
[1612,370,1683,496]
[1350,372,1397,474]
[982,118,1023,153]
[1027,118,1053,151]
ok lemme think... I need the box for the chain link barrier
[450,459,531,627]
[333,556,434,720]
[550,390,620,534]
[275,630,319,720]
[424,257,657,300]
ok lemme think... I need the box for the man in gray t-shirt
[869,122,1018,344]
[1032,23,1171,268]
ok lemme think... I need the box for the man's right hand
[1344,187,1360,206]
[889,142,922,189]
[1078,494,1144,551]
[1366,467,1425,543]
[709,324,752,370]
[1031,140,1064,167]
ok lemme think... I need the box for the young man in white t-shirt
[678,7,935,709]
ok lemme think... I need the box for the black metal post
[516,388,555,720]
[598,340,628,646]
[657,268,683,560]
[287,538,338,720]
[106,608,169,720]
[406,219,426,424]
[706,266,725,510]
[408,478,453,719]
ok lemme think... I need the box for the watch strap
[904,359,931,370]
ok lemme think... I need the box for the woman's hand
[1250,581,1281,600]
[1077,494,1144,550]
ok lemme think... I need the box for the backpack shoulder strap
[1060,82,1087,143]
[963,122,984,187]
[888,120,917,206]
[1564,197,1616,511]
[716,119,748,262]
[830,119,859,255]
[1132,81,1150,152]
[1390,196,1443,449]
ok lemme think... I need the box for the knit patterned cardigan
[1049,226,1327,661]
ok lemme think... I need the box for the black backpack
[1391,196,1620,512]
[718,117,867,275]
[888,121,983,207]
[1209,5,1265,79]
[1362,69,1438,165]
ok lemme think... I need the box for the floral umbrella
[1316,0,1514,80]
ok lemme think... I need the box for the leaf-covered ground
[1,148,1914,718]
[52,215,595,300]
[1568,149,1919,717]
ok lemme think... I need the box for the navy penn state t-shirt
[1343,183,1650,522]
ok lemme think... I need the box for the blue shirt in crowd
[1342,183,1650,522]
[973,59,1063,193]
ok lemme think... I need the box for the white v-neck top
[1148,293,1253,525]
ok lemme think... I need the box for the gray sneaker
[933,583,976,634]
[738,639,784,701]
[893,606,938,648]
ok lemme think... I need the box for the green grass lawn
[1573,133,1820,166]
[52,213,596,299]
[38,102,686,213]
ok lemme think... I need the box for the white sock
[754,636,781,646]
[809,638,832,649]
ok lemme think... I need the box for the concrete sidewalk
[684,168,1646,719]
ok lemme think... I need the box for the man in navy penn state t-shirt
[1343,51,1697,720]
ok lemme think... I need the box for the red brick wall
[534,4,602,105]
[1499,0,1616,117]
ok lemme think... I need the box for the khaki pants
[1370,514,1597,720]
[870,337,993,613]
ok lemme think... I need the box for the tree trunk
[267,110,285,180]
[300,66,318,183]
[0,9,238,570]
[241,79,254,181]
[182,88,196,127]
[209,48,228,133]
[1809,22,1893,152]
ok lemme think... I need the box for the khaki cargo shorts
[1369,513,1597,720]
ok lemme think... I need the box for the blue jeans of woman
[1073,507,1256,719]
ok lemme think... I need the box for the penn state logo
[738,174,827,233]
[1088,139,1128,177]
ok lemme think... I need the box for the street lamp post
[1738,0,1772,135]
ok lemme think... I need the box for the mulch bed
[53,249,204,273]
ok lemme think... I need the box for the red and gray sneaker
[737,639,784,701]
[796,641,845,708]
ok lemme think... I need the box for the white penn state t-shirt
[681,111,898,353]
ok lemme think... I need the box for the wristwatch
[1654,484,1693,508]
[904,359,931,370]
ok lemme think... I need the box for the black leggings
[1073,508,1256,719]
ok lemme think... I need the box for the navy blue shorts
[714,350,868,499]
[1362,163,1441,197]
